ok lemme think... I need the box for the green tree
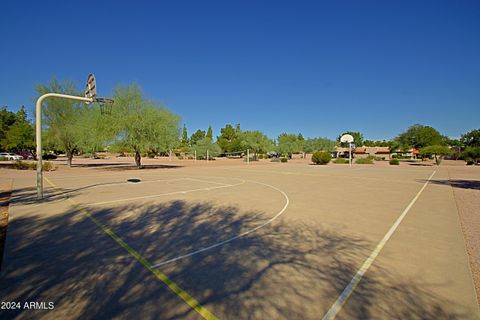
[337,131,364,147]
[206,125,213,141]
[0,107,17,149]
[36,78,88,167]
[190,129,206,146]
[217,123,242,153]
[190,137,221,160]
[460,129,480,147]
[395,124,444,149]
[420,145,452,165]
[112,84,180,168]
[240,130,273,160]
[277,133,302,157]
[2,106,35,152]
[303,137,336,153]
[181,124,189,147]
[463,147,480,165]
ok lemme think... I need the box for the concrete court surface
[0,159,479,319]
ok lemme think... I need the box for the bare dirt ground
[444,160,480,305]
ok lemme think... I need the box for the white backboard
[340,134,354,143]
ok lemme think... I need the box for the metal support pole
[207,150,209,162]
[247,149,250,165]
[194,150,196,162]
[349,143,352,167]
[169,150,172,161]
[36,93,93,199]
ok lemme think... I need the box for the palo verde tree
[276,133,303,157]
[36,79,89,167]
[190,137,221,160]
[111,84,180,168]
[240,130,273,160]
[303,137,336,153]
[420,145,452,165]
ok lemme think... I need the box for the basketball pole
[36,93,93,200]
[349,142,352,167]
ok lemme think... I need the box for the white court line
[86,179,244,206]
[151,179,290,267]
[185,177,232,187]
[322,170,437,320]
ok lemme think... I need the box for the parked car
[0,153,23,160]
[17,152,34,160]
[43,153,58,160]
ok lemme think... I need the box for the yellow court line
[44,177,218,320]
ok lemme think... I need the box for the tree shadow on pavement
[419,179,480,190]
[0,200,470,319]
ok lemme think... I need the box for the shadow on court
[418,179,480,190]
[0,200,468,319]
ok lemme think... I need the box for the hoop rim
[94,97,114,104]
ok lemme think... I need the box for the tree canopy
[395,124,444,149]
[240,130,273,159]
[303,137,336,153]
[111,84,180,168]
[0,106,34,152]
[190,137,221,160]
[276,133,304,156]
[190,129,206,146]
[461,129,480,147]
[36,78,89,166]
[217,124,243,153]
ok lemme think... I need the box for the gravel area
[445,161,480,305]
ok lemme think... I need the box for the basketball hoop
[95,97,114,115]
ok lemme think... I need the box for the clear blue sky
[1,0,479,140]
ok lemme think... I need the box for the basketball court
[1,160,479,319]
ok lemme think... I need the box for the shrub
[280,157,288,163]
[389,159,400,165]
[42,161,56,171]
[311,151,332,165]
[187,156,194,160]
[465,158,474,166]
[12,160,56,171]
[177,155,184,160]
[13,160,31,170]
[373,156,384,161]
[332,158,349,164]
[355,157,374,164]
[270,158,280,162]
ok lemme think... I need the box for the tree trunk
[134,151,142,169]
[66,151,73,167]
